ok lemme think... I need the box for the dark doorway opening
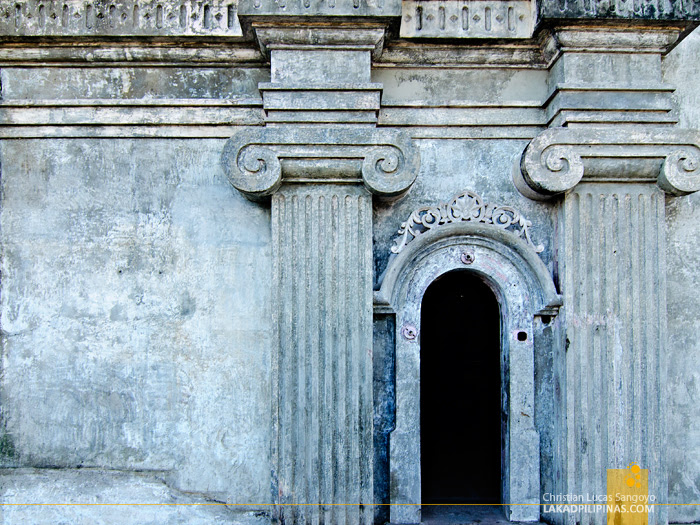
[421,270,501,505]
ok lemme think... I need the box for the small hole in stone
[541,315,551,325]
[517,331,527,341]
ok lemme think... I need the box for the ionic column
[223,129,416,523]
[273,182,373,524]
[517,127,700,525]
[221,6,416,520]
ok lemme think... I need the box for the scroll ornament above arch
[391,189,544,254]
[378,189,562,316]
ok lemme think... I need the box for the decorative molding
[238,0,401,17]
[376,41,550,68]
[400,0,535,39]
[221,126,419,199]
[0,0,243,37]
[551,27,683,53]
[0,44,263,66]
[539,0,700,21]
[391,189,544,254]
[517,128,700,199]
[2,0,697,41]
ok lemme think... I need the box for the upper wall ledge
[1,0,698,41]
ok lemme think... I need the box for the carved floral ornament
[391,189,544,254]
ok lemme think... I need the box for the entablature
[1,0,697,43]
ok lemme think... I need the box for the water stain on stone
[179,291,196,317]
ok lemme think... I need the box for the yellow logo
[626,463,643,488]
[606,463,650,525]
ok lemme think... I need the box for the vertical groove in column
[562,185,667,525]
[653,190,667,525]
[582,192,591,525]
[291,193,302,524]
[272,194,282,520]
[359,192,373,525]
[641,192,651,486]
[617,192,631,468]
[605,192,618,476]
[337,191,348,525]
[343,195,352,525]
[330,193,340,525]
[272,186,373,524]
[306,194,318,525]
[563,193,577,523]
[346,194,359,525]
[575,191,584,508]
[278,195,294,521]
[276,193,295,524]
[591,191,603,508]
[630,194,641,468]
[600,193,611,498]
[318,194,329,524]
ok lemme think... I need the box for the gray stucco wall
[663,26,700,523]
[0,19,698,525]
[0,138,272,504]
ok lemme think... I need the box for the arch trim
[379,220,561,525]
[377,221,562,315]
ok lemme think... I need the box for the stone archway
[420,269,502,506]
[376,195,561,525]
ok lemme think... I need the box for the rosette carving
[391,190,544,254]
[658,147,700,196]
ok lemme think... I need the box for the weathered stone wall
[0,136,273,504]
[662,26,700,524]
[0,5,699,523]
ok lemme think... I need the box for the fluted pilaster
[558,184,667,525]
[220,18,418,522]
[272,185,374,524]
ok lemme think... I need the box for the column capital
[515,127,700,199]
[221,126,420,200]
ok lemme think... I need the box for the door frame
[376,222,561,524]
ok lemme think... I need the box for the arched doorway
[377,220,561,524]
[420,270,501,505]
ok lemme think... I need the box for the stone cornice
[547,25,684,53]
[0,0,244,38]
[238,0,402,18]
[253,25,387,58]
[2,1,697,44]
[515,128,700,199]
[538,0,700,21]
[221,126,419,199]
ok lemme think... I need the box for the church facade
[1,1,700,524]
